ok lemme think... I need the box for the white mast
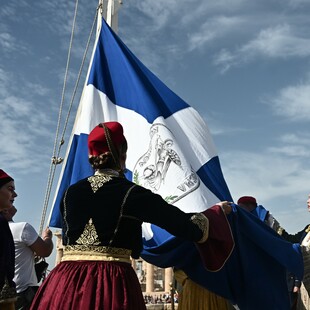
[100,0,122,32]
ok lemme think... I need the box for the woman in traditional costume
[0,170,17,310]
[30,122,232,310]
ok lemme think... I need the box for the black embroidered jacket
[61,175,206,259]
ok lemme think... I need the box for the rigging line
[39,0,80,235]
[39,3,101,236]
[60,7,99,151]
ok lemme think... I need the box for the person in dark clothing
[0,169,17,310]
[237,195,302,309]
[278,194,310,309]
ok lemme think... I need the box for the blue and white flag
[49,10,232,294]
[49,16,231,231]
[48,16,304,310]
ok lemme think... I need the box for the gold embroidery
[76,218,100,246]
[277,226,284,235]
[64,245,131,256]
[62,246,131,263]
[301,246,310,294]
[88,174,113,193]
[63,189,70,244]
[88,170,120,193]
[190,213,209,243]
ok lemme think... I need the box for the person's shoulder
[11,222,39,244]
[118,177,141,188]
[9,221,28,228]
[120,177,135,186]
[70,176,91,188]
[10,222,38,235]
[127,182,160,198]
[65,177,93,194]
[110,177,140,191]
[108,177,150,195]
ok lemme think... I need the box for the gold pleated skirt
[175,270,232,310]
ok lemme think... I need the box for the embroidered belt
[62,245,132,263]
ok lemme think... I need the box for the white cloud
[0,5,15,18]
[204,113,248,136]
[219,130,310,230]
[0,115,46,172]
[266,81,310,121]
[268,145,309,157]
[0,68,12,96]
[0,0,30,21]
[266,132,310,158]
[24,82,50,97]
[0,32,18,52]
[213,49,235,73]
[214,24,310,72]
[180,0,247,26]
[221,149,310,202]
[279,133,310,145]
[188,16,245,51]
[35,1,76,34]
[0,68,56,172]
[128,0,178,29]
[241,24,310,57]
[220,142,310,231]
[287,0,310,8]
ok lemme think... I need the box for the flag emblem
[133,123,200,204]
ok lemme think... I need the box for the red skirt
[30,261,146,310]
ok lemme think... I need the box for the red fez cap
[0,169,13,188]
[237,196,257,205]
[88,122,127,156]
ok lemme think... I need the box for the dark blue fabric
[142,205,303,309]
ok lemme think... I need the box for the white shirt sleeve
[21,223,39,246]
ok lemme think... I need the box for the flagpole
[101,0,122,32]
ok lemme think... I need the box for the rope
[39,1,100,235]
[60,6,100,152]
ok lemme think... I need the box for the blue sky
[1,0,310,265]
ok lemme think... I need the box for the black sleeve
[123,185,204,242]
[280,228,305,243]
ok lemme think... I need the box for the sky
[1,0,310,266]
